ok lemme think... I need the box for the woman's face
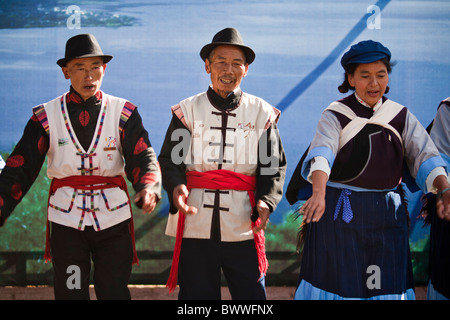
[347,60,389,108]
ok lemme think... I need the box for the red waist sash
[44,175,138,265]
[49,175,127,193]
[166,170,268,293]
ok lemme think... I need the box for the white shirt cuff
[307,156,330,183]
[426,167,449,193]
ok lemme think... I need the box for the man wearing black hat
[0,34,161,299]
[159,28,286,299]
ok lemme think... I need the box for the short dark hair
[338,58,395,94]
[207,46,248,65]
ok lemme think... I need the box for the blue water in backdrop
[0,1,449,234]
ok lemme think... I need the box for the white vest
[165,91,280,241]
[40,93,131,231]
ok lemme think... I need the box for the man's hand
[253,200,270,233]
[134,188,158,214]
[173,184,197,215]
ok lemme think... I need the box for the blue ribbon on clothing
[333,189,353,223]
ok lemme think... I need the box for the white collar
[354,92,383,112]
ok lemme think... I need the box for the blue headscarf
[341,40,391,67]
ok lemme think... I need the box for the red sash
[166,170,268,293]
[44,175,139,265]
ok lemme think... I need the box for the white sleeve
[307,156,330,183]
[425,167,449,194]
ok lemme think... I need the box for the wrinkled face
[62,57,106,101]
[205,45,248,99]
[348,60,389,108]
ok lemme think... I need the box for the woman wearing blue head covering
[289,40,450,300]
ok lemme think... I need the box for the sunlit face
[62,57,106,101]
[347,60,389,108]
[205,45,249,99]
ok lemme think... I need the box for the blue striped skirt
[295,186,415,300]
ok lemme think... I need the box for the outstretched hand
[432,176,450,222]
[301,170,328,223]
[436,189,450,221]
[300,192,326,223]
[134,188,158,214]
[173,184,198,215]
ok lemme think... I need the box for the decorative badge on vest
[58,138,69,147]
[104,136,117,151]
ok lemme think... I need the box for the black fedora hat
[57,34,113,67]
[200,28,255,64]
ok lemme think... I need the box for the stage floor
[0,285,427,300]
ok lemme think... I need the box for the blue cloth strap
[334,188,353,223]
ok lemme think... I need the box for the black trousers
[50,220,133,300]
[178,238,266,300]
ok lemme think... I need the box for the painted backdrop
[0,0,449,285]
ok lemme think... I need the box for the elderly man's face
[62,57,106,101]
[205,45,248,99]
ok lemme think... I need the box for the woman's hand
[300,170,328,223]
[433,175,450,221]
[436,188,450,221]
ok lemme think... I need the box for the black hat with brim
[200,28,255,65]
[57,34,113,67]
